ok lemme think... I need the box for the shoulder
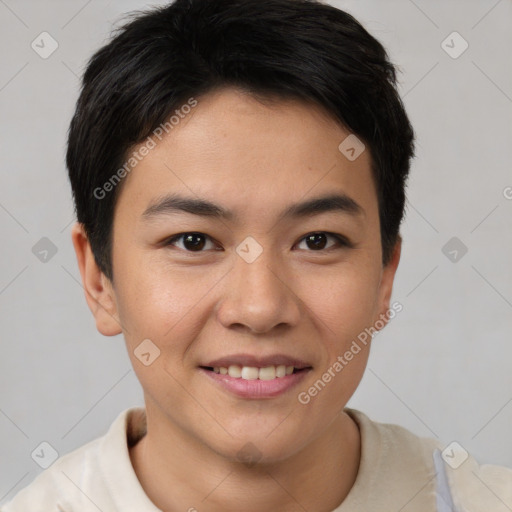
[1,408,137,512]
[345,408,512,511]
[444,449,512,511]
[340,408,441,509]
[1,436,105,512]
[346,407,442,467]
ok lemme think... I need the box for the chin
[207,427,309,467]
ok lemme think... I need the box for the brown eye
[297,232,350,251]
[165,232,217,252]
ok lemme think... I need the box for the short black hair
[66,0,414,282]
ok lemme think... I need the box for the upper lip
[202,354,312,369]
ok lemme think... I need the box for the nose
[216,246,301,335]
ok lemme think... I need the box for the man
[3,0,511,510]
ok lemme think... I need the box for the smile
[203,364,311,380]
[199,356,312,399]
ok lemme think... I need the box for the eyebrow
[141,192,364,223]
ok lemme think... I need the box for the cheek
[296,273,376,414]
[114,260,221,351]
[299,262,381,347]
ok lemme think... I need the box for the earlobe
[375,236,402,330]
[70,222,123,337]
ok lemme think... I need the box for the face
[73,87,400,463]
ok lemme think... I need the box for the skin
[72,87,401,512]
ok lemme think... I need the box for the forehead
[113,87,377,226]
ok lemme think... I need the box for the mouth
[200,364,309,381]
[199,355,313,399]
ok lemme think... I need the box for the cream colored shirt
[2,407,511,511]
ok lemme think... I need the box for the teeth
[258,366,276,380]
[276,365,286,378]
[228,365,242,378]
[215,364,299,380]
[241,367,259,380]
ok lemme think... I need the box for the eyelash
[163,231,352,253]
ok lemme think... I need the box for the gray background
[1,0,511,503]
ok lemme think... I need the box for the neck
[129,404,360,512]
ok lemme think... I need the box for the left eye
[296,232,348,251]
[164,231,349,252]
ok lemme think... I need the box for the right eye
[163,232,220,252]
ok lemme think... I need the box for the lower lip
[200,368,311,399]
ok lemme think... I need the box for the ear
[71,222,123,337]
[373,236,402,330]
